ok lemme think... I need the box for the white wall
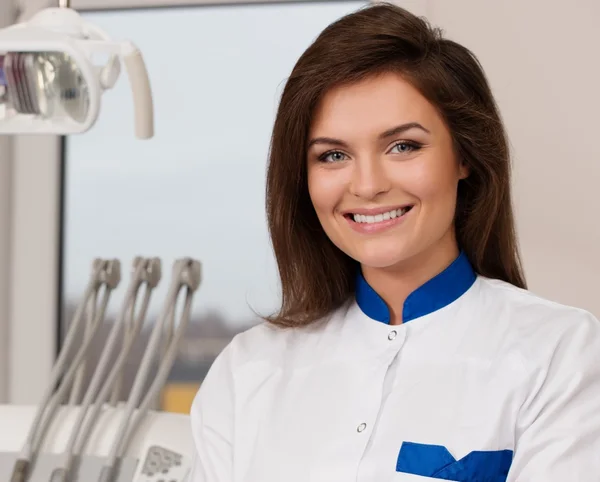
[411,0,599,316]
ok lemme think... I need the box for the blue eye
[319,150,348,163]
[390,141,421,154]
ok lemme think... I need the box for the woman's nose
[349,157,391,200]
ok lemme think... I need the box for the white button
[357,423,367,433]
[388,330,397,341]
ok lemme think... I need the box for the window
[62,1,365,412]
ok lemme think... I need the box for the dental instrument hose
[10,259,120,482]
[119,290,193,454]
[96,259,201,482]
[68,290,98,405]
[49,258,161,482]
[108,301,135,407]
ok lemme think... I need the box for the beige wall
[397,0,600,316]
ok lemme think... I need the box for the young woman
[190,4,600,481]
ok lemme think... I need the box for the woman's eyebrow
[307,136,349,149]
[307,122,430,149]
[378,122,431,140]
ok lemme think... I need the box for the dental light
[0,0,153,138]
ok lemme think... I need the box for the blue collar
[355,251,476,324]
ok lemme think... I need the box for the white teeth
[352,207,410,224]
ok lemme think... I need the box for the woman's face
[307,72,468,271]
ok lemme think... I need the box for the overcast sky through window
[63,1,365,329]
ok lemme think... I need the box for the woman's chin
[335,236,419,270]
[352,248,413,270]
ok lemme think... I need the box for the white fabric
[189,276,600,481]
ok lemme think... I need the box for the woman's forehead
[310,72,443,139]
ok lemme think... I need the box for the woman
[190,4,600,481]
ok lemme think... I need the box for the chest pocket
[396,442,513,482]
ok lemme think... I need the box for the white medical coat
[190,253,600,481]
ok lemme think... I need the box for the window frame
[8,135,62,404]
[71,0,344,10]
[0,0,17,404]
[68,0,430,11]
[9,0,429,403]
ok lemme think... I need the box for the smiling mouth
[344,206,413,224]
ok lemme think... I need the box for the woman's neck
[361,237,460,325]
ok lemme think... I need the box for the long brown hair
[266,3,526,328]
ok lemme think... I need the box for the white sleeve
[188,342,235,482]
[507,311,600,481]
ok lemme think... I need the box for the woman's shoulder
[477,276,596,324]
[475,276,600,363]
[220,303,349,368]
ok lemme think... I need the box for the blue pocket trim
[396,442,513,482]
